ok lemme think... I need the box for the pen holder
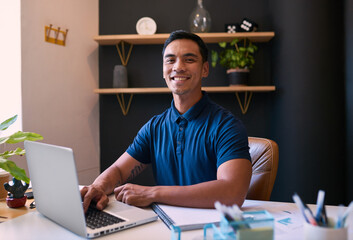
[204,210,274,240]
[304,217,347,240]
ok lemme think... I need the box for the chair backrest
[246,137,279,201]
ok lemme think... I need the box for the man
[81,30,252,211]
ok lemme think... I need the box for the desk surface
[0,198,352,240]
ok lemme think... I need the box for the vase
[113,65,128,88]
[227,68,249,86]
[189,0,212,33]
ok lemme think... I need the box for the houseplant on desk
[211,38,258,85]
[0,115,43,207]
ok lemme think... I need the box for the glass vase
[189,0,212,33]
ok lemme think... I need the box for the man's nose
[172,59,186,72]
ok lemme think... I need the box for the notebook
[152,203,220,231]
[24,141,158,238]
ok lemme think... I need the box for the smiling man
[81,30,252,211]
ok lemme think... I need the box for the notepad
[152,203,221,231]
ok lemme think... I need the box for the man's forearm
[92,164,123,195]
[152,179,247,208]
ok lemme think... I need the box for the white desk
[0,200,352,240]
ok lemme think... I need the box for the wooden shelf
[94,86,275,115]
[94,86,275,94]
[94,32,275,45]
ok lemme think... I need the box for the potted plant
[0,115,43,207]
[211,38,258,85]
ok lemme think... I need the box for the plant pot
[6,196,27,208]
[0,169,10,200]
[227,68,249,86]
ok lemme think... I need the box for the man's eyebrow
[164,54,176,58]
[164,53,199,58]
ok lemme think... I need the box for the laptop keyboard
[86,205,125,229]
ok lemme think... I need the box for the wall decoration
[44,24,68,46]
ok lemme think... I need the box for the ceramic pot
[6,196,27,208]
[0,169,10,200]
[227,68,249,86]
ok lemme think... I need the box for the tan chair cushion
[246,137,279,201]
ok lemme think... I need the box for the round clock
[136,17,157,35]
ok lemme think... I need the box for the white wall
[21,0,100,184]
[0,0,22,135]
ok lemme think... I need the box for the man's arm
[115,158,252,208]
[80,152,148,212]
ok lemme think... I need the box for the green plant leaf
[0,156,30,183]
[219,42,227,48]
[0,115,17,131]
[211,51,218,68]
[0,148,26,159]
[4,131,43,144]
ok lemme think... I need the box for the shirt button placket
[176,118,186,157]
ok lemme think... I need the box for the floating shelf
[94,32,275,45]
[94,86,276,115]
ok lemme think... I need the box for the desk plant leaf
[0,115,43,184]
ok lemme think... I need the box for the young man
[81,30,252,211]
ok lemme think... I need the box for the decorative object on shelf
[45,24,69,46]
[113,65,128,88]
[211,38,258,86]
[225,18,258,33]
[189,0,212,33]
[136,17,157,35]
[240,18,258,32]
[225,24,241,33]
[0,115,43,208]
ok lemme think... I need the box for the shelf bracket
[235,91,253,114]
[116,93,134,116]
[116,41,133,66]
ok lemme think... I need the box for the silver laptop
[24,141,158,238]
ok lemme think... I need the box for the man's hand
[81,185,110,212]
[114,183,157,207]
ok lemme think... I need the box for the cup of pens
[293,190,352,240]
[304,217,347,240]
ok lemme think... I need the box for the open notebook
[152,203,221,231]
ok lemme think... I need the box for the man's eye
[185,58,196,63]
[165,59,175,64]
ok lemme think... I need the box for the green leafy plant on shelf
[0,115,43,184]
[211,38,258,70]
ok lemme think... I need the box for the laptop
[24,141,158,238]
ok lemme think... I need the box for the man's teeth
[173,77,187,81]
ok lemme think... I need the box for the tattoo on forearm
[126,163,145,182]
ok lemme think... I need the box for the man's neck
[173,91,203,115]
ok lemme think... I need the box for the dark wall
[345,0,353,202]
[99,0,350,204]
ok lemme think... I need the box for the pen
[304,208,319,226]
[340,201,353,228]
[292,193,310,223]
[315,190,325,221]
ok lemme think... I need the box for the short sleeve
[215,115,251,167]
[126,120,152,164]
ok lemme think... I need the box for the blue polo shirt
[126,92,250,186]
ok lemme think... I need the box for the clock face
[136,17,157,35]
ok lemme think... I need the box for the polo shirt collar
[170,91,209,122]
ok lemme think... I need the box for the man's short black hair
[162,30,209,63]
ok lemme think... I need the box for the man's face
[163,39,209,97]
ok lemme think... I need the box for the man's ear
[202,61,210,78]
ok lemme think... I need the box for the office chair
[246,137,279,201]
